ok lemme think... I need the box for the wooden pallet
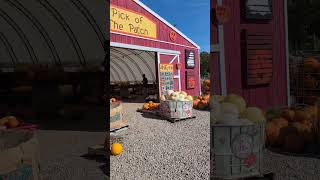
[110,125,129,135]
[88,144,107,157]
[137,108,196,123]
[212,172,274,180]
[164,115,196,123]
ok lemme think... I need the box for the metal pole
[284,0,291,106]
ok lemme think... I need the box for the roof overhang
[132,0,200,50]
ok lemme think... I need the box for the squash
[193,99,200,108]
[281,108,295,122]
[5,116,19,129]
[304,75,317,89]
[304,57,320,72]
[198,100,208,110]
[294,108,311,122]
[221,102,239,116]
[224,94,247,113]
[242,107,266,124]
[265,121,282,146]
[203,79,210,86]
[293,121,314,144]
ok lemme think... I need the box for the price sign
[159,64,174,94]
[245,0,272,20]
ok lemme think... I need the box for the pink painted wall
[211,0,287,109]
[110,0,200,96]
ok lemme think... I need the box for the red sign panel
[243,31,273,86]
[186,71,196,89]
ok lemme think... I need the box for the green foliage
[200,51,210,78]
[288,0,320,51]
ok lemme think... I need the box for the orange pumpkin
[304,75,317,89]
[294,108,312,122]
[293,121,314,144]
[143,103,150,110]
[203,79,210,86]
[281,108,295,122]
[193,99,200,108]
[197,100,208,110]
[304,57,320,72]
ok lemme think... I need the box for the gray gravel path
[37,130,107,180]
[110,103,210,180]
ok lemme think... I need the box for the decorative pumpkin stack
[143,101,160,110]
[265,105,317,153]
[211,94,266,126]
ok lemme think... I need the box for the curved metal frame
[0,8,38,64]
[37,0,86,64]
[5,0,61,64]
[0,32,18,65]
[110,54,137,81]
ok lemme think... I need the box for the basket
[159,100,193,119]
[110,101,127,130]
[212,123,265,179]
[0,130,40,180]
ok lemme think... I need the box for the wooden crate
[159,100,193,119]
[212,124,265,179]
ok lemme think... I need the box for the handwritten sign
[110,5,157,39]
[232,134,253,159]
[159,64,174,94]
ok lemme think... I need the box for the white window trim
[111,42,180,55]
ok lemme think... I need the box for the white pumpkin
[160,95,166,101]
[186,95,193,101]
[216,113,239,125]
[242,107,266,124]
[180,91,187,97]
[220,102,240,116]
[167,90,174,96]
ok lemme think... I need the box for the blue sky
[140,0,210,52]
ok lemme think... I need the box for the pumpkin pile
[202,79,210,95]
[0,116,20,129]
[143,101,160,110]
[211,94,266,126]
[265,105,318,153]
[193,95,210,110]
[301,57,320,104]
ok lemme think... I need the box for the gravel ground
[110,103,210,180]
[37,130,108,180]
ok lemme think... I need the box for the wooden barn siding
[110,0,200,96]
[214,0,287,109]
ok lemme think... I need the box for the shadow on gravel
[81,154,110,177]
[140,113,167,121]
[22,105,107,132]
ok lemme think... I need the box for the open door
[157,53,181,96]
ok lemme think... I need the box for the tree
[200,51,210,78]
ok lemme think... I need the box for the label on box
[231,134,253,159]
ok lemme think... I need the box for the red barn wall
[110,0,200,96]
[211,0,287,109]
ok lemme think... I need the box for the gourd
[242,107,266,124]
[224,94,247,113]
